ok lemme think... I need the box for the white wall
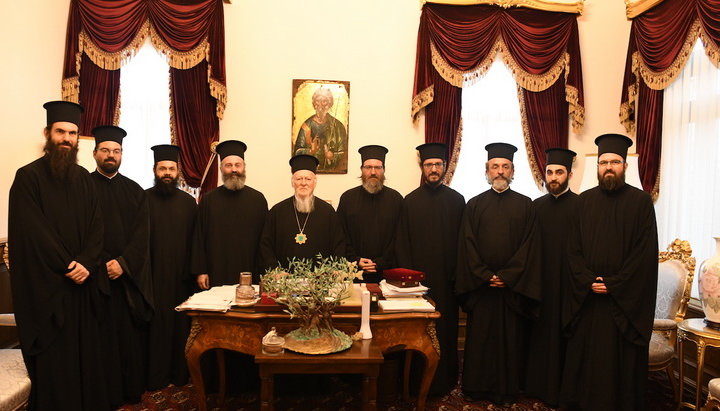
[0,0,633,238]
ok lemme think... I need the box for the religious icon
[291,79,350,174]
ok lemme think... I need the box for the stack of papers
[176,285,240,312]
[379,280,428,297]
[379,299,435,312]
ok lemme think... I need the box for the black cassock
[9,157,111,410]
[561,184,658,411]
[525,190,578,406]
[337,185,403,283]
[260,196,345,271]
[191,185,268,284]
[146,186,197,390]
[395,184,465,396]
[91,171,153,405]
[455,188,541,400]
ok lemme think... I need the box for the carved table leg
[259,370,274,411]
[185,319,207,411]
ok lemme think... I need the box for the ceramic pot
[699,237,720,327]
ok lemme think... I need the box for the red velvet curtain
[171,62,219,195]
[61,0,225,194]
[620,0,720,197]
[413,4,584,184]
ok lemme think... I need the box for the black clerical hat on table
[485,142,517,161]
[545,148,576,172]
[595,133,633,160]
[289,154,319,174]
[92,125,126,145]
[358,145,388,164]
[43,101,83,127]
[216,140,247,160]
[151,144,180,163]
[416,143,447,162]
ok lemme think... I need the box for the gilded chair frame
[651,239,696,404]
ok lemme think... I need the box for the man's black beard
[598,170,625,191]
[361,174,385,194]
[547,179,569,195]
[99,160,119,175]
[154,176,178,196]
[44,139,78,180]
[423,171,444,187]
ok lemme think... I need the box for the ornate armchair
[650,239,695,403]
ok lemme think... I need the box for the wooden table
[184,308,440,411]
[255,339,384,410]
[677,318,720,409]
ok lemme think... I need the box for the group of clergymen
[8,100,658,411]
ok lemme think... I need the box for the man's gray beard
[222,172,246,191]
[361,174,385,194]
[598,170,625,191]
[44,139,78,180]
[547,179,569,195]
[294,195,315,213]
[487,175,512,191]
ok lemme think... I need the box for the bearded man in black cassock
[192,140,268,287]
[560,134,658,411]
[455,143,541,407]
[337,145,402,283]
[525,148,578,407]
[260,154,345,271]
[9,101,111,410]
[145,144,197,390]
[395,143,465,397]
[90,125,153,405]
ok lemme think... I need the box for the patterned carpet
[118,371,678,410]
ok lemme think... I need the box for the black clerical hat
[416,143,447,162]
[43,100,83,127]
[289,154,319,174]
[545,148,576,172]
[92,125,126,145]
[358,145,388,164]
[595,133,633,160]
[485,142,517,161]
[216,140,247,160]
[151,144,180,163]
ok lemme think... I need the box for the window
[450,60,544,201]
[117,39,172,189]
[655,40,720,298]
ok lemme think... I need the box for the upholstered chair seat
[0,314,29,411]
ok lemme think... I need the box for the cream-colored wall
[0,0,632,238]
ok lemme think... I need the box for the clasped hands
[591,276,608,294]
[489,274,505,288]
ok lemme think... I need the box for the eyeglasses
[422,162,444,169]
[598,160,624,167]
[97,148,122,155]
[361,165,384,171]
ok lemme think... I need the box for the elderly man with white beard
[337,145,402,283]
[260,154,345,271]
[455,142,541,407]
[192,140,268,287]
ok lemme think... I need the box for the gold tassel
[565,84,585,133]
[411,85,434,120]
[62,77,80,103]
[443,118,463,185]
[634,19,701,91]
[516,85,545,189]
[208,76,227,120]
[699,26,720,69]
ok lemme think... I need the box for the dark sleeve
[116,190,150,283]
[394,201,412,268]
[454,201,495,297]
[496,204,541,302]
[603,196,658,343]
[190,198,208,276]
[259,208,280,272]
[336,193,359,264]
[329,207,346,259]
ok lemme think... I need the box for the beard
[487,175,512,192]
[154,175,178,196]
[361,174,385,194]
[44,138,78,180]
[598,169,625,191]
[294,195,315,213]
[423,171,444,187]
[222,171,246,191]
[546,179,569,195]
[99,158,119,175]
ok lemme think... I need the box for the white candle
[360,289,372,339]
